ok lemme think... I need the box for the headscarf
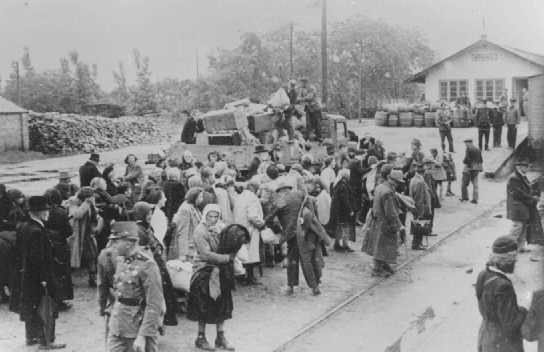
[201,203,222,224]
[333,168,350,187]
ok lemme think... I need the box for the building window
[475,79,505,102]
[439,80,468,101]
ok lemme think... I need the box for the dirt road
[281,206,543,352]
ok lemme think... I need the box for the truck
[152,107,357,178]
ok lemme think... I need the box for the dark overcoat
[475,268,527,352]
[507,172,534,222]
[45,205,74,301]
[330,178,355,225]
[368,181,402,263]
[163,179,185,222]
[79,161,101,187]
[17,218,57,321]
[522,289,544,352]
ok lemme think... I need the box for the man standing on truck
[298,77,322,141]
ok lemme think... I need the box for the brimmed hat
[59,171,71,180]
[254,145,271,154]
[275,181,293,192]
[90,153,100,162]
[388,169,405,183]
[108,221,139,241]
[28,196,50,212]
[492,235,518,254]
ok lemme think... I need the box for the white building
[409,35,544,106]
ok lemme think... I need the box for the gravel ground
[281,205,543,352]
[0,122,530,352]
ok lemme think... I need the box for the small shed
[0,96,29,152]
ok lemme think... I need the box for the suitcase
[202,110,237,133]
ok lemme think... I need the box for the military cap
[28,196,50,212]
[492,235,518,254]
[515,161,529,167]
[463,138,473,143]
[90,153,100,162]
[422,157,434,164]
[109,221,139,241]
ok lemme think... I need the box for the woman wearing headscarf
[168,187,204,261]
[43,188,74,310]
[132,202,178,326]
[329,168,355,252]
[188,204,250,351]
[123,153,144,203]
[66,186,99,287]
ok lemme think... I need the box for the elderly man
[369,169,405,277]
[475,235,527,352]
[507,161,539,252]
[461,138,483,204]
[17,196,66,349]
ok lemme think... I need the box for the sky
[1,0,544,90]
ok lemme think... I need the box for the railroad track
[272,200,504,352]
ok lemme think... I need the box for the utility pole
[195,49,200,80]
[358,40,364,121]
[321,0,328,109]
[289,22,294,78]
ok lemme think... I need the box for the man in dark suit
[461,138,483,204]
[506,161,538,252]
[78,153,101,187]
[17,196,66,349]
[180,110,197,144]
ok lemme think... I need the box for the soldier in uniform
[103,221,165,352]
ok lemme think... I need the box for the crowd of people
[0,89,541,351]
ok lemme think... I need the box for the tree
[130,49,157,115]
[111,62,130,106]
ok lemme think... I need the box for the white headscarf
[201,203,222,224]
[333,168,350,187]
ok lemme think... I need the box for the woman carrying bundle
[188,204,250,351]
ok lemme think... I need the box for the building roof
[408,37,544,83]
[0,96,26,114]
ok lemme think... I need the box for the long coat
[66,197,98,269]
[409,174,432,219]
[45,205,74,301]
[233,190,264,264]
[507,172,534,222]
[17,218,57,321]
[475,268,527,352]
[169,201,201,260]
[79,161,101,187]
[330,178,354,225]
[368,181,402,263]
[162,179,185,222]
